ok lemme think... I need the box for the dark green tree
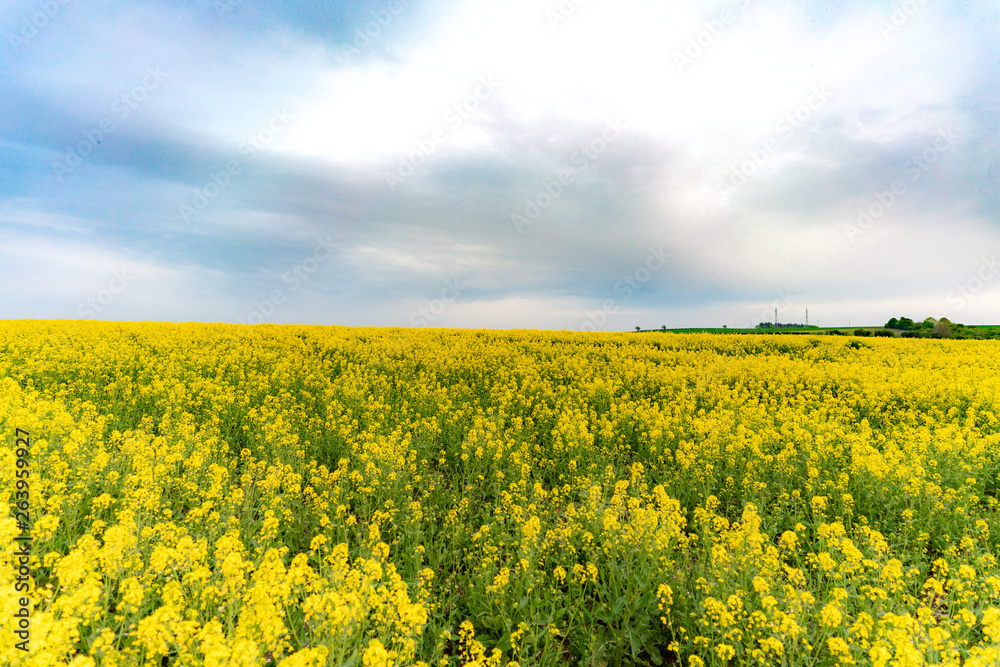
[934,320,952,338]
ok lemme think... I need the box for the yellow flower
[362,639,397,667]
[821,604,843,628]
[827,637,854,664]
[657,583,674,610]
[277,647,330,667]
[715,643,736,661]
[779,530,798,551]
[981,608,1000,643]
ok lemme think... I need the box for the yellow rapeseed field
[1,320,999,666]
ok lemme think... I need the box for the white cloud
[3,0,998,327]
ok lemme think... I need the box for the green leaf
[628,628,641,660]
[342,648,359,667]
[613,595,627,616]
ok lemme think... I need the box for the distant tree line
[884,316,1000,340]
[755,322,815,329]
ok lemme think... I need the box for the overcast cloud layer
[2,0,999,330]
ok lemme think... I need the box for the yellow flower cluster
[0,321,998,666]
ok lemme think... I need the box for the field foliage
[1,321,999,666]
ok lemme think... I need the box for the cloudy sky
[2,0,998,330]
